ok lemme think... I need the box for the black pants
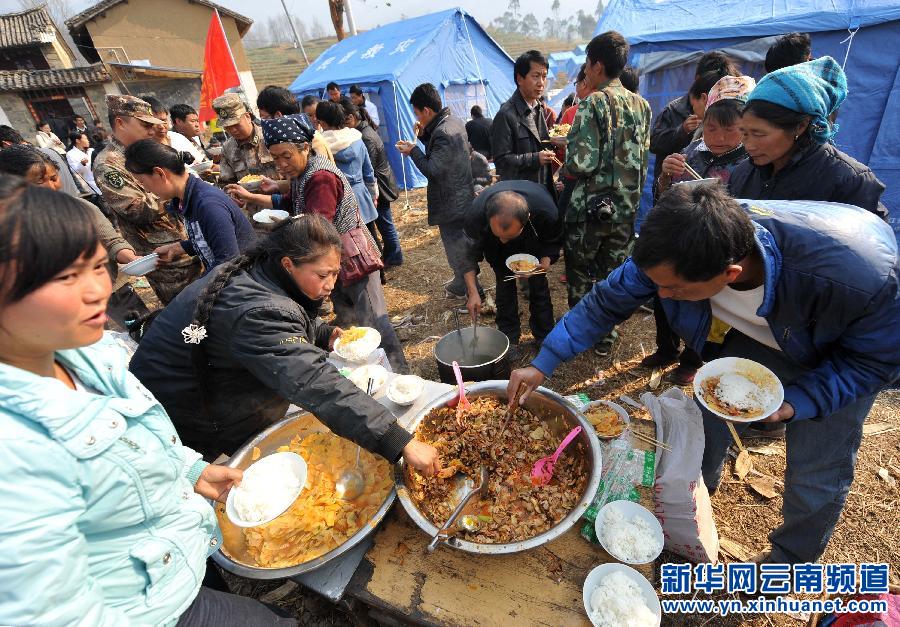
[176,587,298,626]
[493,262,554,344]
[652,296,702,368]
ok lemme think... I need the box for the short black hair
[696,50,739,78]
[704,99,742,127]
[143,96,166,116]
[485,190,529,227]
[575,63,586,84]
[316,100,346,128]
[36,119,49,130]
[409,83,442,113]
[326,82,340,91]
[561,93,576,110]
[68,130,88,146]
[340,99,360,122]
[257,85,299,116]
[765,33,812,73]
[514,50,549,83]
[73,115,85,122]
[0,179,100,305]
[585,31,629,79]
[620,66,640,93]
[633,182,755,282]
[301,94,319,110]
[689,70,725,99]
[348,84,363,96]
[0,125,24,145]
[470,105,483,118]
[169,104,197,123]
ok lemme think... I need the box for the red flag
[198,10,241,123]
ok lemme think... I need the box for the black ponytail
[123,139,187,176]
[188,214,342,335]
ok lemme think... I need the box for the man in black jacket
[465,105,492,159]
[397,83,482,299]
[490,50,557,198]
[462,180,561,358]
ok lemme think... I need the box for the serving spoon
[335,378,373,500]
[426,466,488,552]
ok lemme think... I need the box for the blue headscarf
[261,113,316,148]
[746,56,847,144]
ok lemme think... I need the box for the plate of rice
[333,326,381,362]
[595,500,664,565]
[225,451,307,528]
[694,357,783,422]
[583,563,661,627]
[386,375,425,406]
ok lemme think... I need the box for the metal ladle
[336,378,373,500]
[426,467,489,552]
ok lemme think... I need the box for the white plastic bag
[641,388,719,563]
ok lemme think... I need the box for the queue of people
[0,26,896,626]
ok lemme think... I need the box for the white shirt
[709,284,781,350]
[66,146,101,195]
[35,130,66,155]
[168,131,207,165]
[364,99,380,126]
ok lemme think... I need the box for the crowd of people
[0,26,896,626]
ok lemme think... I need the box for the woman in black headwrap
[225,114,408,372]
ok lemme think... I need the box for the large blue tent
[594,0,900,238]
[288,8,516,189]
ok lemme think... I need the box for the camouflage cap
[106,94,164,125]
[212,93,248,127]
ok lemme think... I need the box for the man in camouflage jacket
[564,32,651,340]
[94,95,201,305]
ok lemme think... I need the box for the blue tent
[288,8,516,189]
[595,0,900,238]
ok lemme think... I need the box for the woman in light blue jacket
[0,179,295,626]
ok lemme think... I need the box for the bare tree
[328,0,345,41]
[309,16,328,39]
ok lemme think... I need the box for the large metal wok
[211,411,396,579]
[395,381,602,554]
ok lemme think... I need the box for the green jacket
[564,78,651,225]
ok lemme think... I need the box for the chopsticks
[550,155,564,168]
[630,429,672,452]
[503,270,547,281]
[682,162,704,181]
[496,381,527,441]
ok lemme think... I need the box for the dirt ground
[162,188,898,626]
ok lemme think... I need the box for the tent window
[443,82,487,120]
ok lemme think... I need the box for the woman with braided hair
[225,113,408,372]
[129,213,440,474]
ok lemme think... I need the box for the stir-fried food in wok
[236,432,393,568]
[408,397,587,543]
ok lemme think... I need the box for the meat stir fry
[407,397,587,543]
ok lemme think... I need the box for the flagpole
[215,9,241,84]
[279,0,310,65]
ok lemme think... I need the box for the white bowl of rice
[333,326,381,362]
[225,451,307,528]
[595,500,664,565]
[583,563,661,627]
[386,375,425,406]
[694,357,783,422]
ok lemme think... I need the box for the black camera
[586,196,615,221]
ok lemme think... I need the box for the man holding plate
[508,183,900,565]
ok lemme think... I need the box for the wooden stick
[503,270,547,281]
[632,431,672,452]
[726,421,746,452]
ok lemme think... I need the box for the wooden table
[346,414,658,626]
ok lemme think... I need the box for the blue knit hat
[746,56,847,144]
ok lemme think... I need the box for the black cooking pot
[433,325,510,384]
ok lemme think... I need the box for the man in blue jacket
[509,183,900,564]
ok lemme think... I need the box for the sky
[0,0,600,34]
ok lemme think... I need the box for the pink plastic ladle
[451,361,471,423]
[531,426,583,486]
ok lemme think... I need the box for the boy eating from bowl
[509,182,900,565]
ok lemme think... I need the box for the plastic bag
[641,388,719,563]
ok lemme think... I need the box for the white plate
[252,209,289,224]
[505,253,541,275]
[386,375,425,406]
[693,357,784,422]
[121,253,159,276]
[673,177,720,190]
[333,327,381,362]
[348,364,389,393]
[225,451,308,528]
[190,160,214,174]
[582,400,630,440]
[594,500,664,565]
[583,562,662,627]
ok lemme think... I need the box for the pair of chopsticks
[630,429,672,452]
[496,381,527,442]
[503,270,547,281]
[550,155,564,168]
[682,162,704,181]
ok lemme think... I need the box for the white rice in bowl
[589,571,657,627]
[599,506,662,563]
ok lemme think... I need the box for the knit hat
[706,75,757,108]
[261,114,316,148]
[746,56,847,144]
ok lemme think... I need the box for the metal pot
[395,381,602,554]
[210,411,396,579]
[434,326,510,384]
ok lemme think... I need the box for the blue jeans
[700,332,876,564]
[375,196,403,266]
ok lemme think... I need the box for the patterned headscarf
[261,114,316,148]
[746,56,847,144]
[706,75,757,108]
